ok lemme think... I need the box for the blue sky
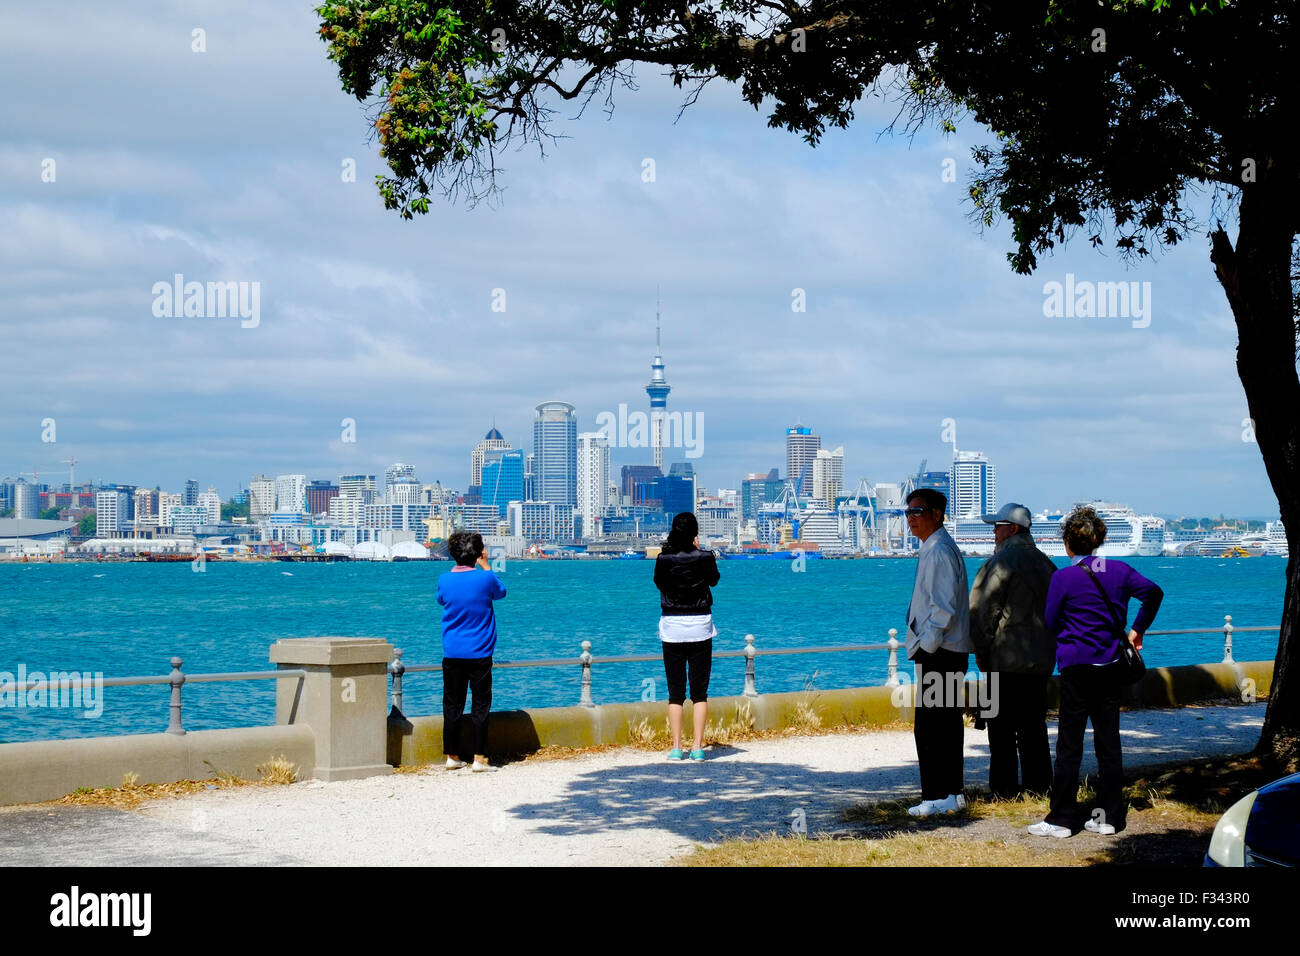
[0,1,1280,518]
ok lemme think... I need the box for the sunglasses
[903,507,930,517]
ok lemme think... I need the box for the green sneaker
[689,749,707,761]
[666,748,685,761]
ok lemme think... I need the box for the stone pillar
[269,637,394,781]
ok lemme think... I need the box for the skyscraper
[471,426,511,487]
[645,302,671,471]
[274,474,308,514]
[949,450,997,519]
[481,448,525,517]
[812,447,844,506]
[183,479,199,506]
[786,424,820,496]
[577,432,611,538]
[249,475,275,520]
[533,401,577,507]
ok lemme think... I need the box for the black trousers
[987,671,1052,798]
[443,656,492,757]
[662,639,712,705]
[1046,661,1125,832]
[912,648,969,801]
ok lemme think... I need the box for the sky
[0,1,1282,519]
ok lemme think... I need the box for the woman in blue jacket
[1028,507,1162,838]
[654,512,720,761]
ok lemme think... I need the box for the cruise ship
[1028,502,1165,558]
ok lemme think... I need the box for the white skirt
[659,613,717,643]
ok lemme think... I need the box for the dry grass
[256,755,299,785]
[679,831,1070,867]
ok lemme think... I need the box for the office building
[306,480,339,515]
[197,486,222,525]
[577,432,611,538]
[786,424,820,496]
[812,447,844,507]
[339,475,377,503]
[95,491,129,536]
[741,469,785,521]
[533,401,577,507]
[12,479,39,520]
[471,427,512,488]
[949,450,997,520]
[508,500,575,543]
[183,479,199,507]
[249,475,276,520]
[158,493,182,529]
[481,448,525,517]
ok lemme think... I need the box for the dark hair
[1061,507,1106,555]
[660,511,699,555]
[906,488,947,517]
[449,530,485,567]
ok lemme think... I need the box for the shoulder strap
[1080,561,1127,636]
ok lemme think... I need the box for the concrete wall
[389,659,1275,766]
[0,659,1274,805]
[0,725,314,806]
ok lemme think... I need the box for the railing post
[743,634,758,697]
[579,640,594,707]
[166,656,186,735]
[389,647,405,714]
[1222,615,1235,665]
[885,628,901,686]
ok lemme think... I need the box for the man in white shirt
[903,488,973,816]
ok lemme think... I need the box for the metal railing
[389,614,1279,710]
[1,657,307,735]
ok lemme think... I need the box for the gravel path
[0,703,1265,866]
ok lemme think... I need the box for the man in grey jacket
[969,503,1058,798]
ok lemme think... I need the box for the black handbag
[1081,562,1146,684]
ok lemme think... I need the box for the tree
[77,514,95,537]
[317,0,1300,769]
[221,499,251,522]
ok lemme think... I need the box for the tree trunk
[1210,184,1300,773]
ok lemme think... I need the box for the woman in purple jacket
[1028,507,1163,839]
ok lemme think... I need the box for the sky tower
[645,297,671,472]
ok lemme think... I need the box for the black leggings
[443,656,492,757]
[662,639,712,705]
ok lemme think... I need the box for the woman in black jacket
[653,512,720,761]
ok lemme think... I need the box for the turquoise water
[0,557,1286,742]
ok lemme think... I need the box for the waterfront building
[170,504,209,536]
[533,401,578,507]
[600,504,670,538]
[446,502,505,535]
[183,479,199,507]
[481,449,526,518]
[384,478,423,506]
[328,495,362,525]
[275,474,308,514]
[158,493,182,529]
[696,494,739,545]
[94,491,128,536]
[12,479,39,520]
[949,450,997,520]
[645,304,672,471]
[471,427,512,488]
[508,500,576,542]
[812,447,845,507]
[741,469,784,522]
[306,480,339,515]
[338,474,377,503]
[621,464,662,506]
[249,475,275,519]
[577,432,611,538]
[361,503,433,532]
[197,486,222,526]
[134,488,160,520]
[786,424,821,496]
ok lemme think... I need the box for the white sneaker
[444,757,467,770]
[1084,818,1116,835]
[929,793,967,814]
[1027,821,1072,838]
[470,760,498,773]
[906,799,936,817]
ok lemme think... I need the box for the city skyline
[0,2,1279,519]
